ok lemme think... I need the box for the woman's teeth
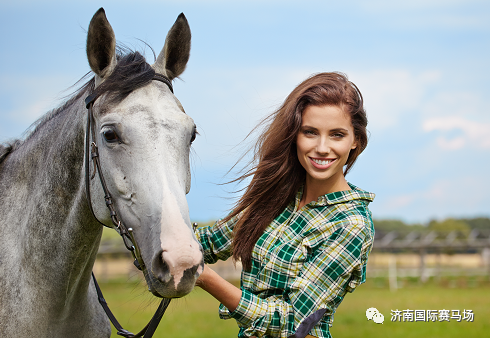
[312,159,333,165]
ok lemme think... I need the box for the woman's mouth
[309,157,336,169]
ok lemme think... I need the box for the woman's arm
[195,212,244,264]
[196,264,242,312]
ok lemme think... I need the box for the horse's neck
[0,99,106,333]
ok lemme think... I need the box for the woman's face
[296,104,357,193]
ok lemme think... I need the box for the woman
[195,72,375,338]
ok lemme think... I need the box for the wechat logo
[366,307,384,324]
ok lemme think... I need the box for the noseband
[85,73,174,338]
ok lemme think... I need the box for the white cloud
[423,116,490,150]
[421,177,489,216]
[421,91,485,119]
[371,176,490,222]
[382,193,417,211]
[435,136,466,150]
[349,69,441,131]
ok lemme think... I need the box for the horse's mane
[0,49,155,164]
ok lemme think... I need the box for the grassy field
[98,278,489,338]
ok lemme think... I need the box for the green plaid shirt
[196,183,375,338]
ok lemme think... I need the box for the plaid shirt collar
[295,182,376,209]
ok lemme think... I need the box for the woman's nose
[316,138,330,154]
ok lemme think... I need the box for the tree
[427,218,471,236]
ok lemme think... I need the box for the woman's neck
[298,174,351,210]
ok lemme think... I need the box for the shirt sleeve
[227,222,371,338]
[195,214,240,264]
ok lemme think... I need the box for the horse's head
[85,8,203,298]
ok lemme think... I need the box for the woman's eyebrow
[301,126,350,133]
[300,125,318,130]
[330,128,349,132]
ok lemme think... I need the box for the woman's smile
[309,157,336,169]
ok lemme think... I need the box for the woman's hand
[195,264,242,312]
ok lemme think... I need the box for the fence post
[435,250,441,282]
[420,248,428,283]
[389,254,398,291]
[482,247,490,281]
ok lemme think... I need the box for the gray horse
[0,8,203,337]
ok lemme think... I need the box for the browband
[85,73,173,108]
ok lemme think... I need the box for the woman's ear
[351,140,358,150]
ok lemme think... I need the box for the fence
[369,229,490,290]
[94,229,490,287]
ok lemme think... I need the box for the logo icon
[366,307,384,324]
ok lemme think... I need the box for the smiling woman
[194,72,375,338]
[296,105,359,208]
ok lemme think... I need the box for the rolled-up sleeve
[224,223,370,338]
[196,215,238,264]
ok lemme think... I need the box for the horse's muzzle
[148,248,204,298]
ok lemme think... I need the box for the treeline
[373,217,490,235]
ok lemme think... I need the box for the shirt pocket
[254,239,306,290]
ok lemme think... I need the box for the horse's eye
[103,129,119,142]
[190,128,197,144]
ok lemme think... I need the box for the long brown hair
[226,72,368,270]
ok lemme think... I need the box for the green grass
[99,279,490,338]
[330,284,489,338]
[100,279,238,338]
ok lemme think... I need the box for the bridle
[85,73,174,338]
[85,73,173,272]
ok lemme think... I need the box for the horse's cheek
[113,172,129,195]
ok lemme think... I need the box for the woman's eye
[103,129,119,142]
[332,133,345,138]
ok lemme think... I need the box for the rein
[85,73,174,338]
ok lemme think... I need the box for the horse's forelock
[93,51,155,112]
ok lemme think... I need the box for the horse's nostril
[152,250,171,283]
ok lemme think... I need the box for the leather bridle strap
[85,73,174,338]
[92,273,171,338]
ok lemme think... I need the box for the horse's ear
[153,13,191,80]
[86,8,117,79]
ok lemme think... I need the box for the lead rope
[86,73,176,338]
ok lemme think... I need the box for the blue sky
[1,0,489,223]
